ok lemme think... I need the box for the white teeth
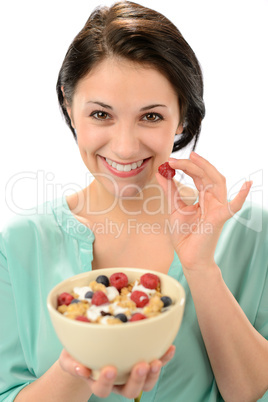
[124,164,132,172]
[105,158,144,172]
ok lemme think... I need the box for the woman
[0,2,267,401]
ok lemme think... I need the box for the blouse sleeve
[0,239,35,401]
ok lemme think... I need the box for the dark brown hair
[56,1,205,152]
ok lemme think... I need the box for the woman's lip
[99,156,151,178]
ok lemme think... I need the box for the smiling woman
[0,1,268,402]
[63,57,182,198]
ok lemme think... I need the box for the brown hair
[56,1,205,152]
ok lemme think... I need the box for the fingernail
[242,181,252,190]
[75,366,84,377]
[105,370,116,380]
[168,347,176,358]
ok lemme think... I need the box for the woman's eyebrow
[86,101,113,109]
[140,104,167,111]
[85,101,167,111]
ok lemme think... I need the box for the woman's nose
[110,122,140,161]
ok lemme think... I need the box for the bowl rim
[47,267,185,328]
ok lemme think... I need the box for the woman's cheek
[153,130,175,157]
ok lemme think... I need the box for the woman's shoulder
[0,197,94,255]
[1,200,57,233]
[0,198,69,250]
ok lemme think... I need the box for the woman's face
[67,57,183,198]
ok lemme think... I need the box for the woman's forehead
[74,57,178,104]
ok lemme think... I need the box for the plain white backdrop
[1,0,268,228]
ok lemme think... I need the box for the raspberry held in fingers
[158,162,175,179]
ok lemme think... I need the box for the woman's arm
[185,265,268,402]
[14,358,92,402]
[157,152,268,401]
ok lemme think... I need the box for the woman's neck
[82,179,168,222]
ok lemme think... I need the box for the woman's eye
[142,113,163,122]
[90,111,110,120]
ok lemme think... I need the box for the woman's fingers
[87,366,118,399]
[113,362,150,399]
[155,172,186,213]
[142,360,162,392]
[169,154,227,202]
[114,345,176,397]
[59,349,118,399]
[189,152,226,185]
[228,181,253,217]
[63,344,176,399]
[142,345,176,392]
[59,349,91,378]
[169,156,205,180]
[158,344,176,366]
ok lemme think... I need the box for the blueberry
[96,275,109,287]
[161,296,172,308]
[70,299,80,304]
[85,291,94,299]
[115,313,128,323]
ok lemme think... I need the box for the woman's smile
[99,155,151,178]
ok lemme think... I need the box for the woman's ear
[61,86,75,129]
[176,122,184,135]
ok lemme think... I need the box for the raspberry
[91,291,109,306]
[110,272,128,290]
[140,273,160,290]
[130,290,149,307]
[158,162,175,179]
[57,292,74,306]
[129,313,147,322]
[75,315,90,322]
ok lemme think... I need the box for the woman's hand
[156,152,252,272]
[58,345,175,399]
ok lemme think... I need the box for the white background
[1,0,268,228]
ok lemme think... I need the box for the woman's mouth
[99,156,150,177]
[105,157,144,172]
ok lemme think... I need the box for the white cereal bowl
[47,267,185,384]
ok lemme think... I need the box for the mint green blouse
[0,197,267,402]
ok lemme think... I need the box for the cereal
[56,272,173,325]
